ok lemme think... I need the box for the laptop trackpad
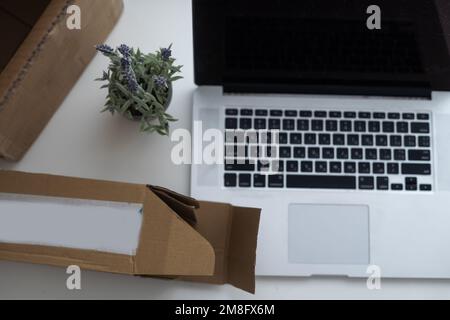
[288,204,370,265]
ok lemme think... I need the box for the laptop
[190,0,450,278]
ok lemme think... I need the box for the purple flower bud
[96,44,114,55]
[118,44,131,57]
[161,47,172,61]
[153,75,167,88]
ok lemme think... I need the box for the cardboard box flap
[148,185,198,226]
[182,202,261,294]
[135,190,215,276]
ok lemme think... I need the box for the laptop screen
[193,0,450,96]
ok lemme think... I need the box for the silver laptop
[190,0,450,278]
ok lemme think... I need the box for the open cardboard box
[0,0,124,161]
[0,171,261,293]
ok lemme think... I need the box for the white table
[1,0,450,299]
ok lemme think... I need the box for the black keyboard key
[359,176,375,190]
[330,162,342,173]
[305,134,316,145]
[270,110,283,117]
[394,149,406,161]
[405,177,418,191]
[255,109,268,116]
[417,113,430,120]
[239,174,251,187]
[420,184,432,191]
[254,118,267,130]
[269,119,281,130]
[354,121,366,132]
[373,112,386,119]
[369,121,381,132]
[300,111,313,117]
[308,147,320,159]
[337,148,349,159]
[397,122,409,133]
[329,111,342,118]
[387,163,400,174]
[287,161,299,172]
[287,175,356,189]
[409,150,431,161]
[362,135,374,146]
[388,113,401,120]
[344,112,357,119]
[225,118,238,129]
[294,147,306,158]
[283,119,295,131]
[315,161,328,173]
[391,183,404,191]
[347,134,359,146]
[402,164,431,175]
[376,135,388,146]
[351,148,363,160]
[290,133,302,144]
[333,134,345,146]
[312,120,324,131]
[257,160,271,172]
[358,162,371,174]
[403,113,415,120]
[382,121,395,133]
[322,148,334,159]
[301,161,314,173]
[419,136,431,147]
[226,109,238,116]
[365,148,377,160]
[297,119,310,131]
[240,118,252,130]
[224,173,237,187]
[253,174,266,188]
[326,120,338,132]
[285,110,297,117]
[225,161,255,172]
[379,149,392,160]
[340,120,352,132]
[280,147,291,158]
[344,162,356,173]
[359,112,371,119]
[377,177,389,190]
[411,122,430,134]
[390,135,402,147]
[373,162,385,174]
[269,175,284,188]
[314,111,327,118]
[404,136,416,147]
[241,109,253,116]
[319,134,331,145]
[278,132,288,144]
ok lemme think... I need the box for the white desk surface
[1,0,450,300]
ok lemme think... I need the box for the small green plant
[95,44,182,135]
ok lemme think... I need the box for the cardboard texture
[0,171,261,293]
[0,0,124,161]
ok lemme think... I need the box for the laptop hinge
[223,83,432,99]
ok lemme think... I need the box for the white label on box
[0,193,143,255]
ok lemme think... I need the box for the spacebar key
[287,175,356,189]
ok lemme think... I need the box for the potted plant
[95,44,182,135]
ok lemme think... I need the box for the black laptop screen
[193,0,450,96]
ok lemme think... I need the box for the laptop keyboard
[223,107,433,191]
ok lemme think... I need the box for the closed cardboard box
[0,0,123,161]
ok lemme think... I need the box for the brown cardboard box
[0,0,124,161]
[0,171,261,293]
